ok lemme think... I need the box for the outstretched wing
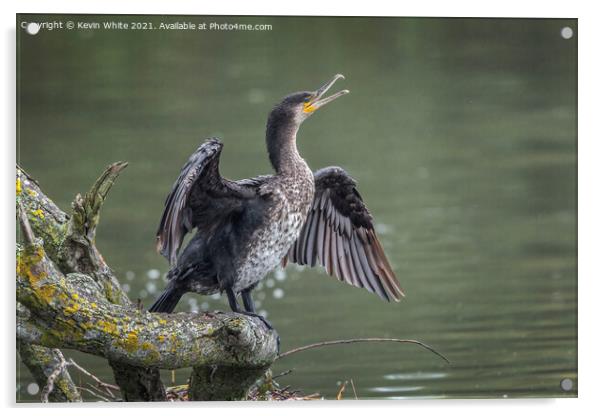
[156,138,258,265]
[287,166,404,302]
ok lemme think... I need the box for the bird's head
[270,74,350,128]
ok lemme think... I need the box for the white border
[3,1,601,415]
[4,0,586,17]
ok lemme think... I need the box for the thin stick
[41,352,120,402]
[336,381,347,400]
[40,350,68,403]
[77,386,111,402]
[67,358,119,397]
[84,382,105,395]
[277,338,449,364]
[350,378,358,400]
[17,203,36,245]
[272,369,294,380]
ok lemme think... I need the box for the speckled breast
[233,172,314,292]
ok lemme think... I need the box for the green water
[17,15,577,401]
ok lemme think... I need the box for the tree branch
[16,239,277,368]
[16,164,278,401]
[17,164,129,305]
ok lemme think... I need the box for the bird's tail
[148,286,184,313]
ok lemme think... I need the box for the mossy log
[16,164,278,401]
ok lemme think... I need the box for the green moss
[39,329,63,346]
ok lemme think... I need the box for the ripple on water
[384,372,448,381]
[369,386,424,393]
[385,395,447,400]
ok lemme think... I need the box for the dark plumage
[149,74,404,323]
[285,167,403,301]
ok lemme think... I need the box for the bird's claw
[240,311,274,330]
[239,311,280,353]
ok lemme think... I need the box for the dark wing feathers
[288,166,404,302]
[156,138,259,265]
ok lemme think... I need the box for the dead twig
[40,350,69,403]
[336,381,347,400]
[77,386,112,402]
[277,338,450,364]
[41,351,120,402]
[17,203,35,245]
[350,378,358,400]
[272,369,294,380]
[67,358,119,397]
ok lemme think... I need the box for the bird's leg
[226,287,272,329]
[225,287,278,347]
[239,288,274,330]
[238,288,280,353]
[241,288,256,313]
[225,287,241,313]
[226,287,280,354]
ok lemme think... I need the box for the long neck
[266,110,302,175]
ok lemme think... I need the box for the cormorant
[149,74,404,325]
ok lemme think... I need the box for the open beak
[304,74,350,113]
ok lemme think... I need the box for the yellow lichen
[38,284,56,302]
[16,178,22,195]
[170,333,178,353]
[91,302,97,308]
[26,188,37,197]
[98,320,118,336]
[31,209,45,219]
[16,246,66,314]
[64,302,80,315]
[141,341,155,351]
[16,246,47,288]
[123,330,139,352]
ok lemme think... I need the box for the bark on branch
[16,164,278,401]
[17,339,82,402]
